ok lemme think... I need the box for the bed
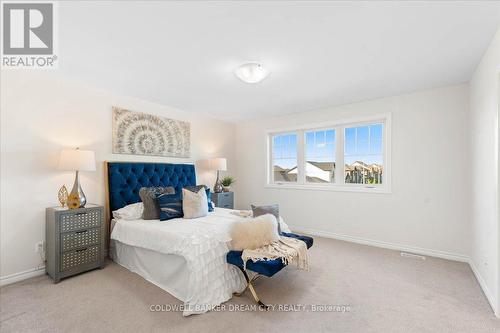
[105,162,290,316]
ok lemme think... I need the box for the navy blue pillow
[156,192,183,221]
[206,188,214,212]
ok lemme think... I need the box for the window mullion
[297,130,306,184]
[337,126,345,185]
[269,134,274,184]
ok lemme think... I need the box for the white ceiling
[58,1,500,121]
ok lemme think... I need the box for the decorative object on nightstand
[46,204,105,283]
[208,157,227,193]
[221,176,235,192]
[58,148,96,209]
[57,185,68,207]
[211,191,234,209]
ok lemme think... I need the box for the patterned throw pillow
[251,204,282,235]
[184,185,205,193]
[184,185,214,212]
[112,202,143,220]
[156,192,183,221]
[206,188,214,212]
[182,188,208,219]
[139,187,175,220]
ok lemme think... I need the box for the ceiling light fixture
[234,62,268,83]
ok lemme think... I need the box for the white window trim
[266,113,392,194]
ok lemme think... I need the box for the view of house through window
[304,129,336,183]
[344,124,383,184]
[272,133,298,182]
[269,117,387,190]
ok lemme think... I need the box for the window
[344,124,383,185]
[267,114,390,192]
[272,133,298,183]
[305,129,336,183]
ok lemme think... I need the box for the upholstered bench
[226,232,314,308]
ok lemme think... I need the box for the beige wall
[0,71,236,279]
[235,84,470,260]
[469,29,500,316]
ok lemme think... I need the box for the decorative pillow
[184,185,206,193]
[184,185,214,212]
[112,202,143,220]
[206,188,214,212]
[230,214,280,250]
[279,216,291,233]
[182,188,208,219]
[139,187,175,220]
[156,193,183,221]
[251,204,281,234]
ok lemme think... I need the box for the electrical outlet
[35,241,44,254]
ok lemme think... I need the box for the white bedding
[110,208,290,316]
[112,240,191,301]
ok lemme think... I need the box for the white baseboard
[468,260,499,317]
[291,226,470,262]
[0,266,46,287]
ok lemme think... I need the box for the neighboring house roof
[350,161,370,170]
[308,161,335,171]
[273,165,286,172]
[345,161,383,172]
[273,165,296,182]
[287,161,335,173]
[285,161,333,183]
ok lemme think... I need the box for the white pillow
[279,216,291,233]
[112,202,144,220]
[230,214,280,250]
[182,188,208,219]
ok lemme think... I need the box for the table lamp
[209,157,226,193]
[58,148,96,209]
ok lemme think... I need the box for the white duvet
[110,208,290,316]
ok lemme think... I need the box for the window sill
[265,183,391,194]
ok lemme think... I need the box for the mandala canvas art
[112,107,190,157]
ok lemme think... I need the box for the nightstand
[211,192,234,209]
[46,204,105,283]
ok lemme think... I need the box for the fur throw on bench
[230,214,309,271]
[230,214,280,250]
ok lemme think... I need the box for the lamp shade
[208,157,227,171]
[58,149,96,171]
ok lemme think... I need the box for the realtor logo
[2,2,57,68]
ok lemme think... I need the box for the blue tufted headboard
[106,162,196,213]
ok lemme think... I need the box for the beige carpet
[1,237,499,333]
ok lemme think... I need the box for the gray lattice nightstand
[46,204,105,283]
[211,192,234,209]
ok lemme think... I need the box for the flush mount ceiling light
[234,62,269,83]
